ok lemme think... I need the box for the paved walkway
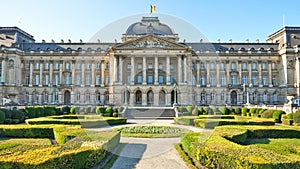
[90,119,212,169]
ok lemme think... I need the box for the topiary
[197,107,204,115]
[113,112,118,117]
[70,106,79,114]
[4,118,12,124]
[203,107,210,114]
[249,108,257,116]
[261,109,276,118]
[61,106,70,115]
[0,110,5,124]
[234,107,241,115]
[272,110,286,123]
[186,106,194,114]
[25,106,36,118]
[44,106,56,116]
[219,107,229,115]
[241,108,249,116]
[35,106,45,117]
[293,110,300,125]
[11,110,25,122]
[105,107,113,117]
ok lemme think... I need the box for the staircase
[122,107,175,119]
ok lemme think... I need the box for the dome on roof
[125,17,175,35]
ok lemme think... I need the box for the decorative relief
[119,38,179,49]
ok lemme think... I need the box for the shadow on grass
[244,138,271,145]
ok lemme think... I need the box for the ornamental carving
[120,38,178,49]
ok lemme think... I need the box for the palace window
[211,93,215,102]
[220,75,225,86]
[272,75,277,86]
[76,93,81,102]
[242,62,247,70]
[25,63,30,69]
[201,92,206,102]
[170,63,173,70]
[148,75,153,84]
[65,75,71,85]
[105,76,110,85]
[210,63,215,70]
[106,63,109,69]
[158,63,163,69]
[44,62,49,70]
[44,75,49,85]
[137,75,142,84]
[86,74,91,85]
[127,63,131,69]
[86,92,91,102]
[137,63,142,69]
[43,93,48,103]
[35,62,40,70]
[77,63,81,69]
[148,63,153,69]
[231,75,237,85]
[35,75,40,85]
[25,76,30,85]
[273,92,278,102]
[96,75,101,85]
[170,75,174,84]
[221,92,225,101]
[158,75,164,84]
[96,62,101,69]
[210,75,215,86]
[65,62,71,70]
[242,75,247,84]
[272,62,277,70]
[54,75,59,85]
[24,92,29,103]
[86,63,91,69]
[252,62,257,70]
[96,93,101,102]
[127,76,131,84]
[200,75,206,85]
[76,75,81,85]
[263,92,268,102]
[192,76,196,85]
[262,75,268,86]
[220,62,225,70]
[262,62,267,70]
[54,63,59,70]
[200,62,205,69]
[231,62,236,70]
[192,63,195,70]
[252,76,257,85]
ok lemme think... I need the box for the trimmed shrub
[259,109,266,115]
[113,112,118,117]
[261,109,276,118]
[61,106,70,114]
[241,107,249,116]
[294,110,300,125]
[96,106,105,115]
[25,106,36,118]
[4,118,12,124]
[70,106,79,114]
[105,107,113,117]
[186,106,194,114]
[272,110,286,123]
[11,110,25,122]
[194,119,275,129]
[44,106,56,116]
[282,114,294,125]
[1,109,11,118]
[197,107,204,115]
[219,107,229,115]
[203,107,210,114]
[174,116,197,125]
[191,109,198,116]
[234,107,241,115]
[0,110,5,124]
[249,108,257,116]
[35,106,45,117]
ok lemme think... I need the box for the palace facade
[1,16,300,106]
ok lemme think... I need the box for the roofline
[267,26,300,40]
[0,26,34,40]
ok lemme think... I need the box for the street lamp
[243,83,252,105]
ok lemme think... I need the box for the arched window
[105,91,109,104]
[263,92,268,102]
[273,92,278,102]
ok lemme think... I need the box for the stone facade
[0,17,300,107]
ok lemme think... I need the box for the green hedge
[0,110,5,124]
[180,126,300,169]
[282,114,294,125]
[174,116,197,125]
[0,130,120,169]
[294,110,300,125]
[273,110,286,123]
[194,119,275,129]
[261,109,276,118]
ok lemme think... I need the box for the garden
[0,105,127,168]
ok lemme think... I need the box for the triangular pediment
[113,34,188,50]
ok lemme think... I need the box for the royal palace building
[1,16,300,106]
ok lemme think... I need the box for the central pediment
[113,34,188,50]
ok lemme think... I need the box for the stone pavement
[90,119,212,169]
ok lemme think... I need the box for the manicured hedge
[294,110,300,125]
[273,110,286,123]
[0,130,120,169]
[174,116,197,125]
[194,119,275,129]
[180,125,300,169]
[0,110,5,124]
[282,114,294,125]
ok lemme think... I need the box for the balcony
[227,84,243,90]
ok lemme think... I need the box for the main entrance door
[147,90,154,105]
[135,90,142,105]
[159,90,166,105]
[230,91,237,105]
[64,90,71,105]
[171,90,177,105]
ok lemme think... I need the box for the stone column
[130,56,135,85]
[91,61,95,87]
[130,92,135,106]
[154,91,159,105]
[49,61,53,85]
[183,56,187,83]
[238,61,242,84]
[226,61,230,85]
[268,61,272,86]
[258,62,262,87]
[39,61,43,86]
[154,56,158,85]
[196,61,200,85]
[166,56,170,85]
[114,56,118,83]
[1,59,6,83]
[101,60,105,86]
[142,92,147,106]
[166,92,171,106]
[71,61,75,86]
[206,61,210,86]
[81,61,85,87]
[248,61,252,84]
[178,56,182,84]
[119,56,123,84]
[142,56,147,85]
[29,61,33,86]
[216,62,220,86]
[59,61,63,85]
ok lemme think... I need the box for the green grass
[175,143,198,169]
[116,126,190,138]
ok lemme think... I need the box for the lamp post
[173,83,177,107]
[243,83,252,105]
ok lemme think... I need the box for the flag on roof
[150,5,156,13]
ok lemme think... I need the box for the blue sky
[0,0,299,42]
